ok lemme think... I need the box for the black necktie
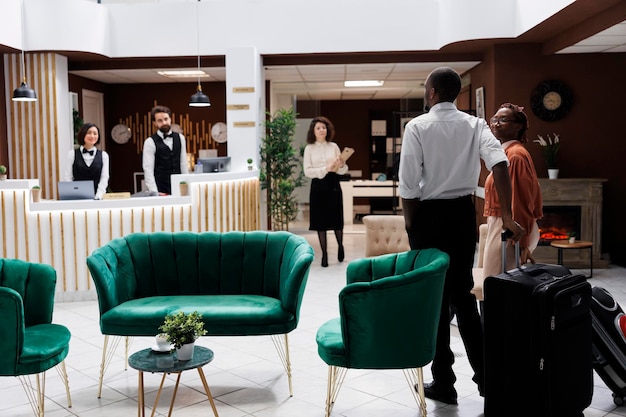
[82,148,94,156]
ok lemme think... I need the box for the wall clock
[211,122,228,143]
[530,80,573,122]
[111,123,131,144]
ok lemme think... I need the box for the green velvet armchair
[0,258,72,417]
[87,230,314,398]
[316,249,449,417]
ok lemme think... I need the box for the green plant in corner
[158,311,207,349]
[32,185,41,190]
[179,181,187,185]
[0,165,6,174]
[73,109,84,146]
[260,108,305,231]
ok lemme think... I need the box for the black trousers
[406,195,483,388]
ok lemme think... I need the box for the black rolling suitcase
[590,286,626,406]
[483,232,593,417]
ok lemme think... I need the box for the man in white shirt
[142,105,188,195]
[399,67,523,405]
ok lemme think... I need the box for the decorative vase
[176,342,195,360]
[179,183,189,196]
[569,237,576,244]
[548,169,559,179]
[31,189,41,203]
[248,166,253,171]
[0,174,6,181]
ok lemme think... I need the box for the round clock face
[111,123,131,144]
[211,122,227,143]
[530,80,573,121]
[542,91,562,111]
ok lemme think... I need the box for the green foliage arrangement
[534,133,560,168]
[260,108,305,231]
[32,185,41,190]
[73,109,84,145]
[0,165,6,175]
[158,311,207,349]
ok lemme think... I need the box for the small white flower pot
[176,342,195,361]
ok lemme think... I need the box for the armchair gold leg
[98,335,132,398]
[270,334,293,396]
[403,367,427,417]
[17,372,46,417]
[55,360,72,408]
[325,366,347,417]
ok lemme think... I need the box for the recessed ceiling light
[158,70,209,78]
[344,80,384,87]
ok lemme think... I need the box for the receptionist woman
[64,123,110,200]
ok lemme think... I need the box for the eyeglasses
[490,117,514,124]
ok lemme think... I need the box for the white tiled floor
[3,219,626,416]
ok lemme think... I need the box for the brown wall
[470,44,626,264]
[68,76,227,193]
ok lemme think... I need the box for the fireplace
[530,179,607,268]
[537,206,581,245]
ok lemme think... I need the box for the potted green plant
[260,108,305,231]
[534,133,560,179]
[0,165,7,181]
[158,311,207,360]
[247,158,253,170]
[179,181,189,196]
[31,185,41,202]
[567,231,576,244]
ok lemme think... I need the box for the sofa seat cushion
[100,295,295,336]
[16,324,71,376]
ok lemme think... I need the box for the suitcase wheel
[613,394,625,406]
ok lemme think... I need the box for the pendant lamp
[13,0,37,102]
[189,0,210,107]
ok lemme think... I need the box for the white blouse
[303,141,348,179]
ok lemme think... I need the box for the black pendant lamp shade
[13,80,37,102]
[189,85,211,107]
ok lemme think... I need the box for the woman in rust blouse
[482,103,543,276]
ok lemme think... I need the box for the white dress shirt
[303,141,348,179]
[64,146,110,199]
[142,132,189,193]
[398,102,507,200]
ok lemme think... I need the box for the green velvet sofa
[86,230,314,397]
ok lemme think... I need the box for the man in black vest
[142,105,189,195]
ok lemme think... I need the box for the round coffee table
[128,345,219,417]
[550,240,593,278]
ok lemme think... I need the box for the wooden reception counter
[0,171,260,302]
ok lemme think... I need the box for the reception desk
[340,180,399,225]
[0,172,260,302]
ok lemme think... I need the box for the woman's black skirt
[309,173,344,231]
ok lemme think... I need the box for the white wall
[3,0,575,59]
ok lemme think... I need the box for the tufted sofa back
[87,231,314,316]
[363,215,410,257]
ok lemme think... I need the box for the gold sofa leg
[403,367,427,416]
[97,335,131,398]
[17,372,47,417]
[270,334,293,396]
[325,366,347,417]
[55,360,72,408]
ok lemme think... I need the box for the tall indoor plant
[260,108,305,231]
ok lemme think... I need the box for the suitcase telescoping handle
[501,230,521,273]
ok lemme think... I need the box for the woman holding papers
[64,123,110,200]
[303,116,350,267]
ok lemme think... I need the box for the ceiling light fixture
[159,70,208,78]
[12,0,37,102]
[344,80,384,88]
[189,0,210,108]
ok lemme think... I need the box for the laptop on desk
[58,181,95,200]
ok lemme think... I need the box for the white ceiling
[69,20,626,101]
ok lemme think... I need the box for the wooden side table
[550,240,593,278]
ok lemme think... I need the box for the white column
[225,47,264,172]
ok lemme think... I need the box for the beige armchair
[363,215,410,257]
[471,223,489,301]
[363,215,486,302]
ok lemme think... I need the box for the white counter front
[0,173,260,302]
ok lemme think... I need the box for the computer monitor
[198,157,231,173]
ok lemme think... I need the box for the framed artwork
[475,87,485,119]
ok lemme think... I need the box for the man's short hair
[428,67,461,102]
[151,105,172,121]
